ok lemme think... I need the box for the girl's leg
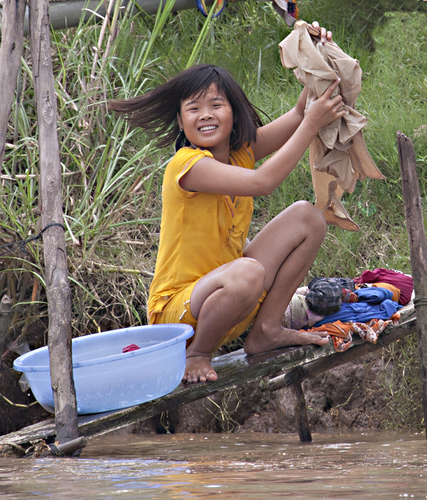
[184,257,266,383]
[243,201,329,355]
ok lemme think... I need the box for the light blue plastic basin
[13,324,194,415]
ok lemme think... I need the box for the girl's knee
[291,201,327,236]
[227,257,265,297]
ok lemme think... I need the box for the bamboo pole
[29,0,78,444]
[0,0,26,174]
[397,130,427,437]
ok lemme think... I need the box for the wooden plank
[0,306,416,447]
[397,130,427,436]
[0,341,337,446]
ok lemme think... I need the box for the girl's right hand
[304,78,345,131]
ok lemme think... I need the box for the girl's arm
[180,79,344,198]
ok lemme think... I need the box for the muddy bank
[123,340,423,436]
[0,362,51,437]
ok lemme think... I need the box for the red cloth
[342,288,358,303]
[354,268,413,305]
[122,344,140,353]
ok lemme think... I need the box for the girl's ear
[177,112,183,130]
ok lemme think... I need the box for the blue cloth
[354,287,393,304]
[313,298,401,327]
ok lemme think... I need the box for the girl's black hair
[108,64,263,151]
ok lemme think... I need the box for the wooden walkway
[0,304,416,452]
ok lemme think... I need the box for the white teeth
[199,125,217,132]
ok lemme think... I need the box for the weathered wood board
[0,305,416,448]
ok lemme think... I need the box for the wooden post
[29,0,79,443]
[397,130,427,438]
[288,380,312,442]
[0,0,27,173]
[0,295,13,367]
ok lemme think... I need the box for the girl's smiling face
[177,84,234,156]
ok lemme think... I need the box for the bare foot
[182,355,218,383]
[244,325,330,356]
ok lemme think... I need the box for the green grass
[0,0,426,429]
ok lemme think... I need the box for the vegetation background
[0,0,426,433]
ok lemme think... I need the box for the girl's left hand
[305,78,345,131]
[310,21,332,45]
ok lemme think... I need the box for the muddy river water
[1,431,426,499]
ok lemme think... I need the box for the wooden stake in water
[29,0,79,444]
[397,130,427,437]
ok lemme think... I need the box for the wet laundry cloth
[306,277,356,315]
[283,286,324,329]
[354,268,413,305]
[305,315,400,352]
[312,299,401,327]
[354,287,393,304]
[306,279,342,315]
[279,21,385,231]
[342,288,358,304]
[306,320,353,338]
[356,282,401,303]
[371,283,401,303]
[306,320,354,353]
[353,316,400,344]
[331,333,353,352]
[309,276,355,291]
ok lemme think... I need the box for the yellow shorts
[149,282,267,351]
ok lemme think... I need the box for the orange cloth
[354,282,401,303]
[279,21,385,231]
[304,314,400,352]
[304,320,353,352]
[371,282,401,303]
[304,320,353,338]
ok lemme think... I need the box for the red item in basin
[122,344,141,353]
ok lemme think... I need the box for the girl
[109,26,345,383]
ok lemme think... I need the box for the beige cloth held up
[279,21,385,231]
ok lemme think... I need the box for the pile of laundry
[283,268,413,352]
